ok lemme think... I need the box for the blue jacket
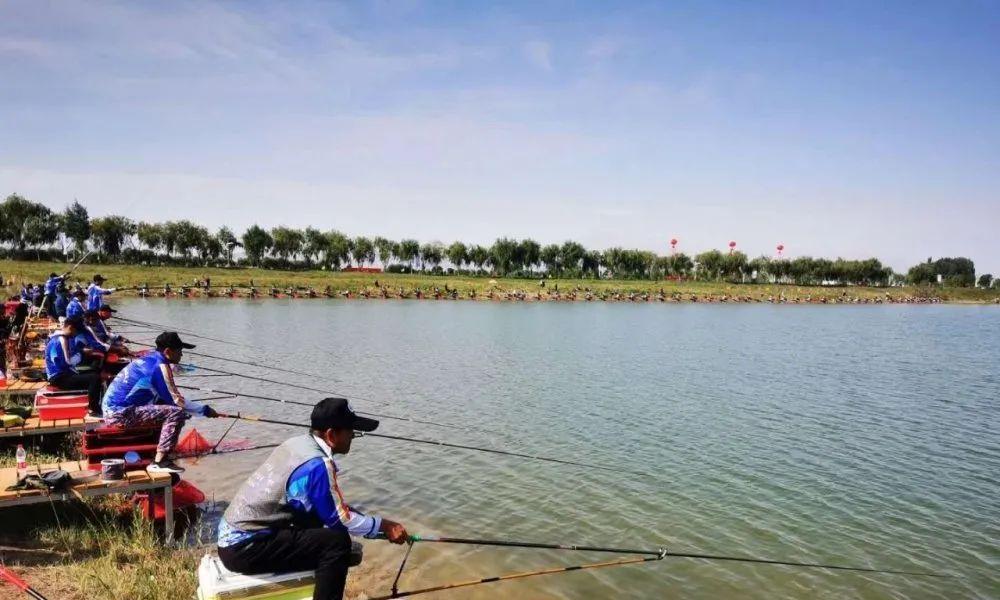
[66,298,84,319]
[54,293,69,317]
[102,351,185,415]
[45,333,82,378]
[86,283,113,311]
[74,326,110,353]
[44,276,64,295]
[217,435,380,548]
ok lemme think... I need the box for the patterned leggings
[107,404,186,454]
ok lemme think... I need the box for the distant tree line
[1,194,994,288]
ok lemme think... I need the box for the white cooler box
[196,554,314,600]
[196,544,363,600]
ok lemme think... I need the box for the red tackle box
[34,389,89,420]
[82,424,161,471]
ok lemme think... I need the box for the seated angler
[86,274,117,311]
[42,272,66,317]
[67,291,86,321]
[218,398,409,600]
[54,285,70,319]
[45,317,103,417]
[102,332,218,474]
[95,304,126,349]
[75,310,112,368]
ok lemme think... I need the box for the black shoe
[147,459,185,474]
[87,409,103,419]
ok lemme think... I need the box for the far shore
[3,259,999,305]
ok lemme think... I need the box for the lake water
[118,299,1000,599]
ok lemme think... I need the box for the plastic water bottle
[15,444,27,476]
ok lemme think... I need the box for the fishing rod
[213,411,647,477]
[179,386,498,435]
[370,555,662,600]
[112,316,251,348]
[366,534,947,600]
[399,535,946,577]
[0,565,48,600]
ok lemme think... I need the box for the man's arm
[288,458,407,543]
[152,362,186,408]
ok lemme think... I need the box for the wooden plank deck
[0,415,102,438]
[0,462,174,539]
[0,379,48,397]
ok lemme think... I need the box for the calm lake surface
[120,299,999,599]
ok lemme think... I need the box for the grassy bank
[3,259,998,303]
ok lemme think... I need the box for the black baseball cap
[311,397,379,432]
[155,332,196,351]
[64,316,84,330]
[93,274,106,282]
[98,304,117,313]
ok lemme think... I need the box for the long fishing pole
[400,535,946,577]
[213,411,647,477]
[112,316,250,348]
[368,555,662,600]
[179,386,499,435]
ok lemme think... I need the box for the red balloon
[777,244,784,251]
[670,238,678,246]
[728,241,736,248]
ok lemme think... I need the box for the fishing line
[213,411,647,477]
[179,386,502,435]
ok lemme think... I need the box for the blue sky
[1,1,998,273]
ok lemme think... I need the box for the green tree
[695,250,724,281]
[398,239,420,269]
[324,231,351,269]
[172,220,206,258]
[0,194,51,251]
[582,250,602,278]
[23,212,60,259]
[373,237,396,269]
[352,236,375,267]
[721,251,749,282]
[540,244,561,276]
[271,227,304,262]
[136,222,164,254]
[560,241,586,277]
[978,273,993,288]
[467,245,490,273]
[420,242,444,271]
[90,215,136,258]
[489,238,519,276]
[301,228,327,267]
[241,224,273,266]
[62,201,91,255]
[217,226,240,265]
[519,239,541,273]
[446,241,468,270]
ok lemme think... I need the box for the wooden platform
[0,461,174,540]
[0,379,48,397]
[0,415,102,438]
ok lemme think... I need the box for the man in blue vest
[54,285,70,318]
[66,291,85,320]
[42,272,66,317]
[86,274,116,311]
[217,398,408,600]
[102,332,217,474]
[45,316,102,415]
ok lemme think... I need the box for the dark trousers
[49,372,102,413]
[218,528,351,600]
